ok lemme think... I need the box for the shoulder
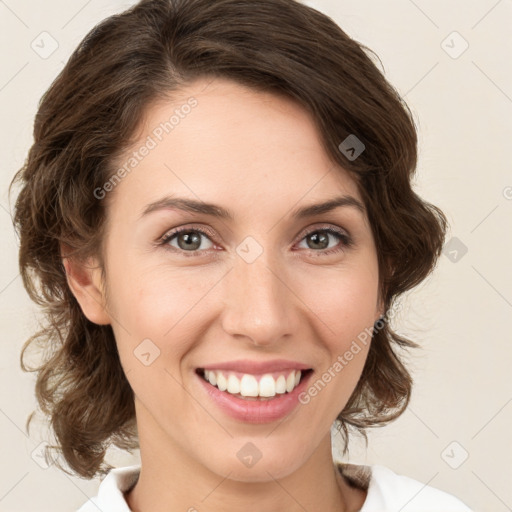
[337,462,473,511]
[76,465,140,512]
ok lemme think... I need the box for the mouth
[195,367,314,401]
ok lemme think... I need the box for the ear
[374,257,394,322]
[375,296,385,324]
[61,244,111,325]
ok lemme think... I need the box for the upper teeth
[203,370,302,397]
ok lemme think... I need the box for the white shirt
[76,463,473,512]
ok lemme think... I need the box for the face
[72,77,382,482]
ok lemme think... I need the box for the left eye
[296,228,350,253]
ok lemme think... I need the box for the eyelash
[158,224,354,258]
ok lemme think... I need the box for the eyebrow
[140,194,366,220]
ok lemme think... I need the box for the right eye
[159,226,216,256]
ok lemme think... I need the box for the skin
[64,77,383,512]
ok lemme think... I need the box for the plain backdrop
[1,1,511,511]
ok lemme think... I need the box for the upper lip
[199,359,312,374]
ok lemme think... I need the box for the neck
[125,403,365,512]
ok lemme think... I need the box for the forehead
[105,77,363,220]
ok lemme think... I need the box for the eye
[295,226,353,256]
[159,226,216,257]
[158,224,353,258]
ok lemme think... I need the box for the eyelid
[159,224,217,243]
[299,223,350,239]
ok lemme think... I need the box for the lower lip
[196,370,313,424]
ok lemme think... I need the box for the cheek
[105,268,197,413]
[299,262,378,402]
[302,260,380,339]
[107,261,221,364]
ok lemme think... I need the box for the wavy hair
[9,0,447,479]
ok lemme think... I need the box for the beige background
[1,1,510,510]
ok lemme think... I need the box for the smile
[197,368,311,399]
[194,359,314,422]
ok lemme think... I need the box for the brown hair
[9,0,447,479]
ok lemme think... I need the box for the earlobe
[375,295,385,324]
[61,248,111,326]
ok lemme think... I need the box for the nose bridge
[221,247,292,345]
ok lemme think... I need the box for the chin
[205,443,306,483]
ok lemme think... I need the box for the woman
[10,0,472,510]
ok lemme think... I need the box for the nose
[220,250,296,347]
